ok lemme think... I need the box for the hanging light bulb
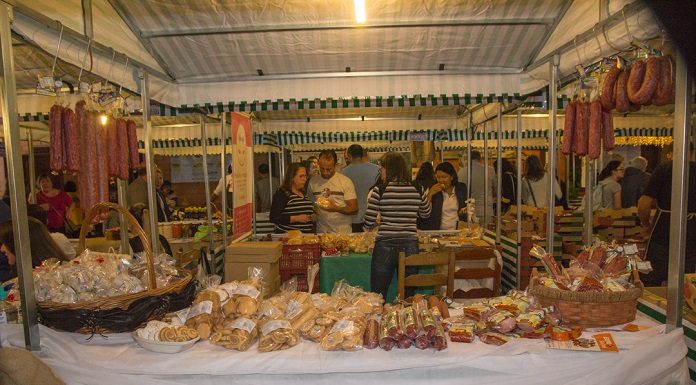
[100,114,108,126]
[354,0,366,24]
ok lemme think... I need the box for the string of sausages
[48,101,141,212]
[562,55,674,159]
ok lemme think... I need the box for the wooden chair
[398,251,455,301]
[452,247,501,299]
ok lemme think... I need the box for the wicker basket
[37,202,195,334]
[528,268,643,328]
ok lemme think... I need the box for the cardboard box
[226,241,282,263]
[224,261,280,298]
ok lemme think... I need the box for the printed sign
[232,112,253,240]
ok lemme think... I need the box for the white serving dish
[132,332,200,354]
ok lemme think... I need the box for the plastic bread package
[209,317,258,351]
[257,316,300,352]
[319,311,367,351]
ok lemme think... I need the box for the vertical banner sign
[231,112,253,239]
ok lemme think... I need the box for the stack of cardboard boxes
[225,241,282,298]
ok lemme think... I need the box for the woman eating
[363,152,431,300]
[270,162,316,233]
[422,162,467,230]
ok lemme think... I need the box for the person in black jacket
[494,158,517,213]
[423,162,468,230]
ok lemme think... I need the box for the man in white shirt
[308,150,358,233]
[211,164,233,206]
[457,150,496,222]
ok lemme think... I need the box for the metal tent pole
[268,151,273,212]
[483,122,489,229]
[516,111,523,289]
[666,52,692,332]
[467,114,472,199]
[0,2,39,350]
[141,70,159,256]
[117,179,129,252]
[201,115,214,253]
[496,105,503,244]
[27,128,35,203]
[547,54,559,254]
[220,113,228,248]
[583,158,595,247]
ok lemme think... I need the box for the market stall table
[0,313,687,385]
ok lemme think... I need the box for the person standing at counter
[34,174,72,233]
[422,162,467,230]
[127,166,169,222]
[270,162,316,233]
[638,143,696,286]
[211,164,233,208]
[596,160,625,210]
[364,152,431,300]
[341,144,380,232]
[621,156,650,208]
[255,163,279,213]
[308,150,358,234]
[457,151,496,221]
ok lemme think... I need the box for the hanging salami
[602,109,615,151]
[62,107,80,172]
[127,119,140,169]
[587,99,602,159]
[561,101,575,155]
[652,55,674,106]
[600,65,620,111]
[573,102,589,156]
[49,104,64,172]
[116,118,130,180]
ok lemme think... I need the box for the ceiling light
[100,114,108,125]
[354,0,366,24]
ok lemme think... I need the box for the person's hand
[321,199,340,213]
[429,183,444,198]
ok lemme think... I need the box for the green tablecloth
[319,253,432,303]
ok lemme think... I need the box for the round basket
[37,202,196,334]
[528,269,643,328]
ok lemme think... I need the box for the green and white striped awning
[138,133,278,149]
[273,129,441,146]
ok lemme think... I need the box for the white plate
[132,332,200,354]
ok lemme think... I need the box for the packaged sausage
[396,334,413,349]
[484,309,516,333]
[449,321,476,343]
[462,304,492,321]
[419,308,437,339]
[478,331,518,346]
[401,306,420,339]
[383,308,402,339]
[431,323,448,351]
[378,317,395,351]
[414,332,431,349]
[515,310,546,332]
[363,315,380,349]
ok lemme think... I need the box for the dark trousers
[370,237,418,302]
[351,223,364,233]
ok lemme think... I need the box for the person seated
[0,218,70,281]
[422,162,468,230]
[27,204,77,259]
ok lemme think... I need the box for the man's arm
[324,198,358,214]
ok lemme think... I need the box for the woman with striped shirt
[364,152,431,300]
[270,162,316,233]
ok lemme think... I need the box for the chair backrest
[452,247,501,299]
[398,251,455,301]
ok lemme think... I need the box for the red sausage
[600,65,621,111]
[574,102,589,156]
[588,99,602,159]
[628,57,659,105]
[602,109,615,151]
[562,101,575,155]
[94,113,110,205]
[116,119,130,180]
[653,56,674,106]
[127,120,140,169]
[62,108,80,172]
[49,104,64,172]
[614,69,630,113]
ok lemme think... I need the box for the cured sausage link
[49,104,64,172]
[628,57,659,105]
[588,99,602,159]
[562,101,575,155]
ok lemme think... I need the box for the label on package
[234,284,261,300]
[330,320,355,333]
[623,244,639,255]
[187,300,213,319]
[286,300,304,319]
[230,317,257,334]
[261,319,291,336]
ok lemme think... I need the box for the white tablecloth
[0,313,688,385]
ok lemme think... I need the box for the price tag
[636,261,652,273]
[623,244,639,255]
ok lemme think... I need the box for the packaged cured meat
[515,310,546,332]
[462,304,491,321]
[395,334,412,349]
[484,309,516,333]
[62,108,80,172]
[530,245,569,289]
[383,308,402,339]
[448,321,476,343]
[431,323,448,351]
[478,331,518,346]
[419,308,437,339]
[401,306,420,339]
[378,317,395,351]
[49,104,65,172]
[363,315,379,349]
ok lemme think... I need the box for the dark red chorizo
[627,58,659,106]
[574,102,589,156]
[106,118,119,177]
[94,114,110,205]
[127,119,140,169]
[588,99,602,159]
[79,111,100,212]
[62,107,80,172]
[562,101,575,155]
[49,104,64,172]
[602,109,615,151]
[653,55,674,106]
[614,69,630,113]
[600,65,621,111]
[116,118,130,180]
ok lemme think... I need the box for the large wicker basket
[528,268,643,328]
[37,202,196,334]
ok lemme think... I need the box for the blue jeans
[370,237,419,301]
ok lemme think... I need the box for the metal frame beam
[523,0,574,68]
[10,4,173,81]
[546,55,559,254]
[140,18,554,39]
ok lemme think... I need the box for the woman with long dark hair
[521,155,560,208]
[596,160,625,210]
[270,162,316,233]
[0,218,69,281]
[363,152,431,300]
[421,162,467,230]
[414,162,437,190]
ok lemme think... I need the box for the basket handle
[78,202,157,290]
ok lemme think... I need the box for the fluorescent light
[354,0,366,24]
